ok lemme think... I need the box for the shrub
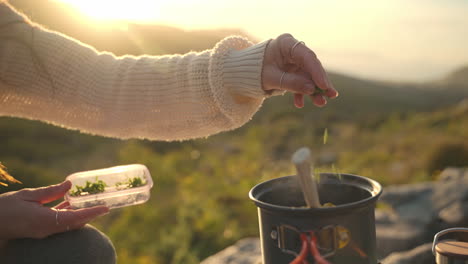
[425,141,468,175]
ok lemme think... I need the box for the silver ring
[290,41,305,59]
[54,209,59,226]
[279,71,287,89]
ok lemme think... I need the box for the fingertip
[96,206,110,215]
[78,206,110,222]
[294,93,304,108]
[63,180,72,189]
[320,99,328,107]
[330,83,339,98]
[312,94,327,107]
[58,206,110,230]
[58,180,72,192]
[78,205,110,216]
[326,89,339,99]
[89,205,110,214]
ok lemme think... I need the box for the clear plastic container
[64,164,153,209]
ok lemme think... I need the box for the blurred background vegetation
[1,0,468,263]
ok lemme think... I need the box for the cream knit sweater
[0,3,273,141]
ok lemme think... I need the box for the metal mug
[433,227,468,264]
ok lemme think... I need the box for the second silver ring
[290,41,305,59]
[55,209,59,226]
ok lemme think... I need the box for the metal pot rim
[249,173,382,214]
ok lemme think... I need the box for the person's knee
[1,224,116,264]
[69,224,116,264]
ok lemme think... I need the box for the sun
[57,0,161,23]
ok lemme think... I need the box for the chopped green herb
[115,176,146,190]
[70,177,106,196]
[128,176,145,188]
[315,87,326,95]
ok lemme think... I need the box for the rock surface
[201,167,468,264]
[381,243,435,264]
[200,238,262,264]
[376,167,468,258]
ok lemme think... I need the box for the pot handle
[432,227,468,255]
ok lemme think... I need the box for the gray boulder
[201,238,261,264]
[379,182,435,225]
[376,167,468,258]
[377,221,427,258]
[439,200,468,227]
[431,168,468,212]
[381,243,435,264]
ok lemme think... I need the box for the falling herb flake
[332,164,343,181]
[323,128,329,145]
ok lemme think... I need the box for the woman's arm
[0,3,338,141]
[0,3,270,141]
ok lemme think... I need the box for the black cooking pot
[249,173,382,264]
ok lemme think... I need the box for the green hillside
[259,71,467,125]
[1,1,468,263]
[438,65,468,89]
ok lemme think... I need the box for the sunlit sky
[56,0,468,82]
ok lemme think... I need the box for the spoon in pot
[292,147,321,208]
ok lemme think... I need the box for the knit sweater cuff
[223,39,270,99]
[209,36,269,126]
